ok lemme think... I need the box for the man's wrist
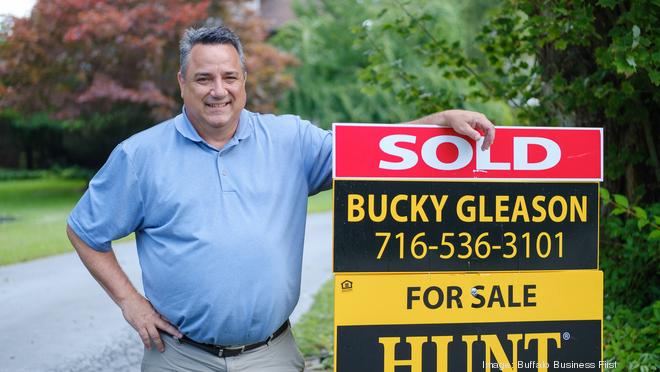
[117,289,143,310]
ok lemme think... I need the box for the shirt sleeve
[298,119,333,195]
[67,143,145,252]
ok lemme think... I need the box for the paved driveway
[0,212,332,372]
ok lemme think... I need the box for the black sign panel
[336,320,602,372]
[334,181,598,272]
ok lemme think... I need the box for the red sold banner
[333,124,603,181]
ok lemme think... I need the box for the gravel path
[0,212,332,372]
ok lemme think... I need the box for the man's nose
[210,79,228,96]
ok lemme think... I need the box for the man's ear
[177,71,185,99]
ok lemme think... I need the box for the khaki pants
[141,327,305,372]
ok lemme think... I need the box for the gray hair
[179,26,246,76]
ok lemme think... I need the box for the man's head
[179,26,246,76]
[177,26,247,143]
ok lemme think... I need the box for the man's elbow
[66,224,76,244]
[66,224,89,254]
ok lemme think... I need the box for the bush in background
[0,166,93,182]
[271,0,512,127]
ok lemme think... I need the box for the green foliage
[271,0,415,127]
[355,0,513,124]
[488,1,660,200]
[359,0,659,200]
[357,0,660,365]
[0,109,70,169]
[0,168,46,181]
[271,0,512,127]
[604,301,660,370]
[600,189,660,310]
[475,1,660,127]
[0,166,92,181]
[601,188,660,241]
[0,103,155,169]
[61,104,156,168]
[599,189,659,367]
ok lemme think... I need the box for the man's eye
[197,78,210,83]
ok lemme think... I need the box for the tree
[359,0,659,366]
[272,0,419,127]
[271,0,512,128]
[359,0,659,201]
[1,0,206,120]
[0,0,296,168]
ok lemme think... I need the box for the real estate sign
[332,124,604,372]
[333,125,603,181]
[333,180,599,272]
[335,271,603,372]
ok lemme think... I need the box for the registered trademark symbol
[562,332,571,340]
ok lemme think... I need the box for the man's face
[177,43,247,135]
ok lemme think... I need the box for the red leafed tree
[0,0,296,122]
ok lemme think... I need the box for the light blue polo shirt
[67,109,332,345]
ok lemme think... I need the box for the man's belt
[176,320,290,358]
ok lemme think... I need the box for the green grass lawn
[308,189,333,213]
[2,178,336,366]
[293,279,334,369]
[0,178,87,266]
[0,179,332,266]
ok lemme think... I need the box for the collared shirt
[68,109,332,345]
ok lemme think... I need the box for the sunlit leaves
[355,0,510,120]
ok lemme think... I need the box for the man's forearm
[66,225,182,351]
[408,109,496,150]
[66,225,140,308]
[407,111,449,126]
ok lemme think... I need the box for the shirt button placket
[216,154,224,190]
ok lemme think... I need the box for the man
[67,26,495,371]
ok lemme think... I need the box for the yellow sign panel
[335,271,602,326]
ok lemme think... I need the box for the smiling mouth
[205,102,230,108]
